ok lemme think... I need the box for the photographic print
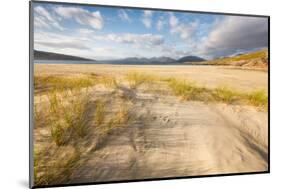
[30,1,269,188]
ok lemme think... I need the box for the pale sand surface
[34,64,268,184]
[35,64,268,92]
[69,91,268,183]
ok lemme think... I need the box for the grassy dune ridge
[124,71,268,109]
[34,75,131,185]
[33,68,268,185]
[205,49,268,68]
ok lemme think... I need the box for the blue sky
[33,2,268,60]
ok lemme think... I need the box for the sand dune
[34,64,268,185]
[69,88,268,183]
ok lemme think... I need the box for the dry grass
[98,76,118,89]
[166,78,207,101]
[246,89,268,109]
[110,104,130,125]
[47,90,92,146]
[34,146,81,186]
[98,101,130,136]
[206,49,268,66]
[34,75,96,93]
[34,88,95,186]
[165,77,268,109]
[33,73,139,185]
[230,50,268,62]
[33,69,268,185]
[125,71,156,89]
[213,86,238,103]
[94,100,106,126]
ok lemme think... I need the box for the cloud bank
[199,16,268,57]
[54,6,104,29]
[33,3,268,60]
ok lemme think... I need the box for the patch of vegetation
[34,100,46,128]
[34,75,96,93]
[98,102,130,136]
[230,50,268,62]
[206,49,268,66]
[34,74,136,186]
[34,88,92,185]
[167,78,207,101]
[94,100,106,126]
[110,104,129,125]
[125,71,155,89]
[213,86,238,103]
[47,90,92,146]
[165,77,268,109]
[98,76,118,89]
[34,147,81,186]
[247,89,268,109]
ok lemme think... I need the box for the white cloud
[144,10,153,17]
[156,19,164,31]
[169,13,178,27]
[199,16,268,57]
[34,6,64,30]
[142,10,153,28]
[169,13,199,40]
[34,29,167,59]
[54,6,104,29]
[36,6,54,22]
[35,32,91,51]
[34,16,49,29]
[118,10,131,22]
[78,28,95,35]
[102,33,164,47]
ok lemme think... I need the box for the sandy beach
[35,64,268,91]
[34,64,268,185]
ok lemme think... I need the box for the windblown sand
[34,64,268,183]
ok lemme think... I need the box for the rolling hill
[34,50,94,61]
[205,49,268,69]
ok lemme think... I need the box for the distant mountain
[34,50,94,61]
[177,56,206,63]
[107,56,176,64]
[34,50,208,65]
[150,57,176,63]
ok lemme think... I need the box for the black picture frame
[29,1,270,188]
